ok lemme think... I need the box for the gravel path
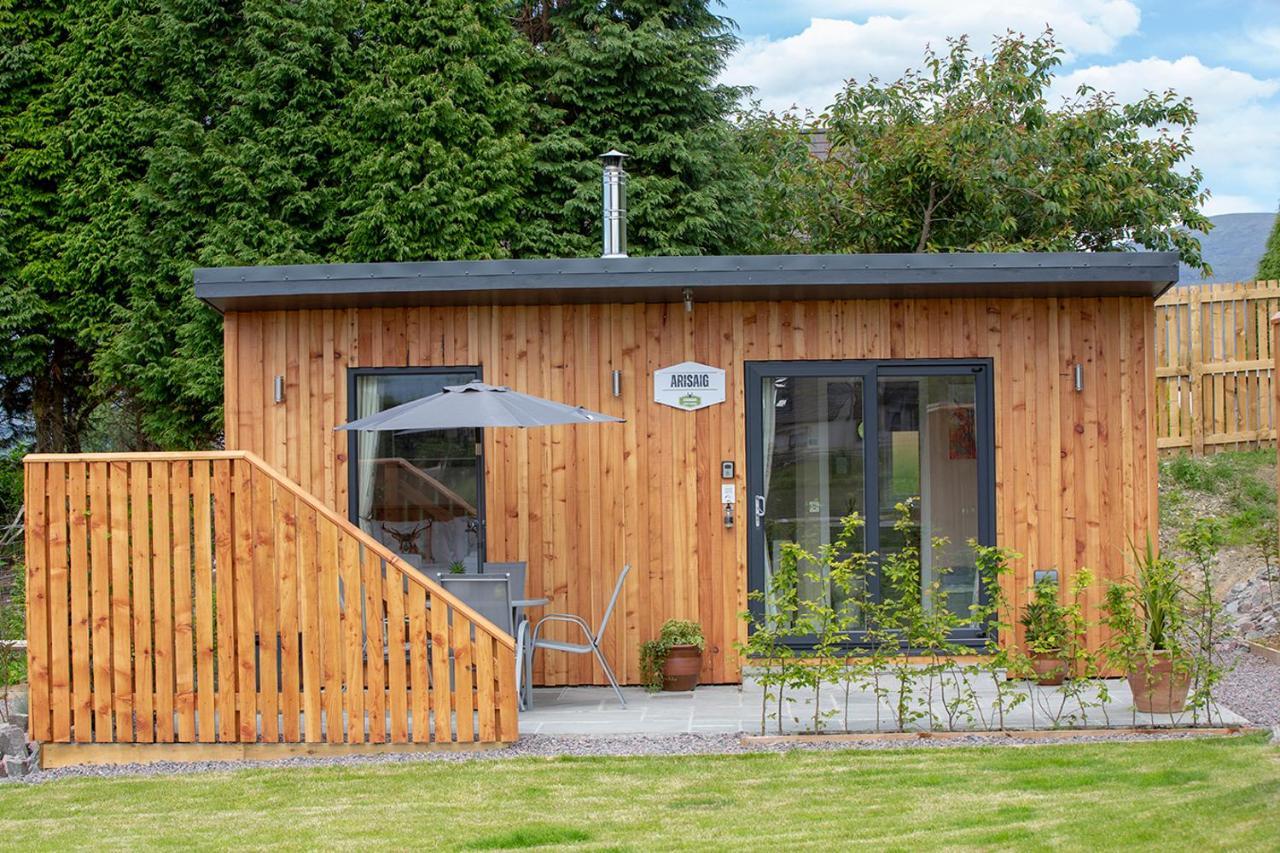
[6,642,1276,786]
[7,728,1266,786]
[1218,643,1280,726]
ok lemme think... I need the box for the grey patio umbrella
[335,381,624,432]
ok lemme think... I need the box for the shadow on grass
[462,825,593,850]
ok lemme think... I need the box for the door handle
[754,495,766,528]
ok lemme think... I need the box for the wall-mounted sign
[654,361,726,411]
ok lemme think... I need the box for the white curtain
[356,378,380,536]
[760,378,778,610]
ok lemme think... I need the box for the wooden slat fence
[1155,280,1280,454]
[22,451,518,747]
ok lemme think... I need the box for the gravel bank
[6,728,1263,786]
[1218,642,1280,726]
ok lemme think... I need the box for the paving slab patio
[518,674,1248,736]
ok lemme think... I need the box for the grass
[1160,448,1276,546]
[1,736,1277,850]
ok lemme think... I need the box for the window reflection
[353,372,482,573]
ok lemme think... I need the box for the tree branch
[916,184,953,252]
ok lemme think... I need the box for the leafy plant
[639,620,705,693]
[1177,518,1230,725]
[0,518,26,720]
[1251,518,1279,608]
[1027,569,1110,729]
[967,542,1026,731]
[1020,579,1069,655]
[448,561,468,575]
[1102,537,1191,725]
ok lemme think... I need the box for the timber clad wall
[223,297,1157,686]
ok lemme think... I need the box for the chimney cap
[600,149,628,164]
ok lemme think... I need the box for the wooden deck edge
[1243,640,1280,666]
[739,726,1263,746]
[39,740,512,769]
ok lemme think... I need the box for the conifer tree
[101,0,536,447]
[336,0,532,261]
[0,0,155,451]
[1255,207,1280,282]
[512,0,753,258]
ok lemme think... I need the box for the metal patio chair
[435,574,530,709]
[526,564,630,709]
[481,561,529,632]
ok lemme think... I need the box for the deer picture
[381,519,432,556]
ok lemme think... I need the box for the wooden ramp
[22,451,519,752]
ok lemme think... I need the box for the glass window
[761,375,866,628]
[351,371,482,573]
[877,375,980,619]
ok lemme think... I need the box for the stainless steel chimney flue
[600,149,628,258]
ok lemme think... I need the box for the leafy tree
[738,31,1212,274]
[1256,205,1280,281]
[512,0,754,258]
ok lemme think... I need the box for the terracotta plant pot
[1128,651,1191,714]
[662,644,703,692]
[1028,652,1069,686]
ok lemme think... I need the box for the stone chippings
[1224,571,1279,642]
[1217,643,1280,726]
[2,729,1261,786]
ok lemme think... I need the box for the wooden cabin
[196,251,1176,688]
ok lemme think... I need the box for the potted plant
[639,620,705,692]
[1103,538,1191,714]
[1020,578,1070,685]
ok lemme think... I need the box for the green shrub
[639,619,705,692]
[1020,579,1069,654]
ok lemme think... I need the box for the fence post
[1190,286,1205,455]
[1274,312,1280,552]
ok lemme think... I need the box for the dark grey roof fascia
[194,252,1179,313]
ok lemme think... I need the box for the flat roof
[194,251,1179,312]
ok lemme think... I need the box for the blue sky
[717,1,1280,215]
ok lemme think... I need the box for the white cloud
[1220,25,1280,69]
[1057,57,1280,214]
[722,1,1142,113]
[1055,56,1279,110]
[1201,194,1267,217]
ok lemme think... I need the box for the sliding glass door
[745,360,994,647]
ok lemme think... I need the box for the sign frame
[653,361,726,411]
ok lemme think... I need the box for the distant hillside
[1179,212,1276,284]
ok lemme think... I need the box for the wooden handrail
[242,451,515,650]
[24,451,245,462]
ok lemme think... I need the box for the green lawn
[2,736,1278,850]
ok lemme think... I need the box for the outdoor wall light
[683,287,693,313]
[611,369,622,398]
[274,375,285,404]
[1073,363,1084,393]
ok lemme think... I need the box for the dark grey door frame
[346,365,486,565]
[743,358,996,649]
